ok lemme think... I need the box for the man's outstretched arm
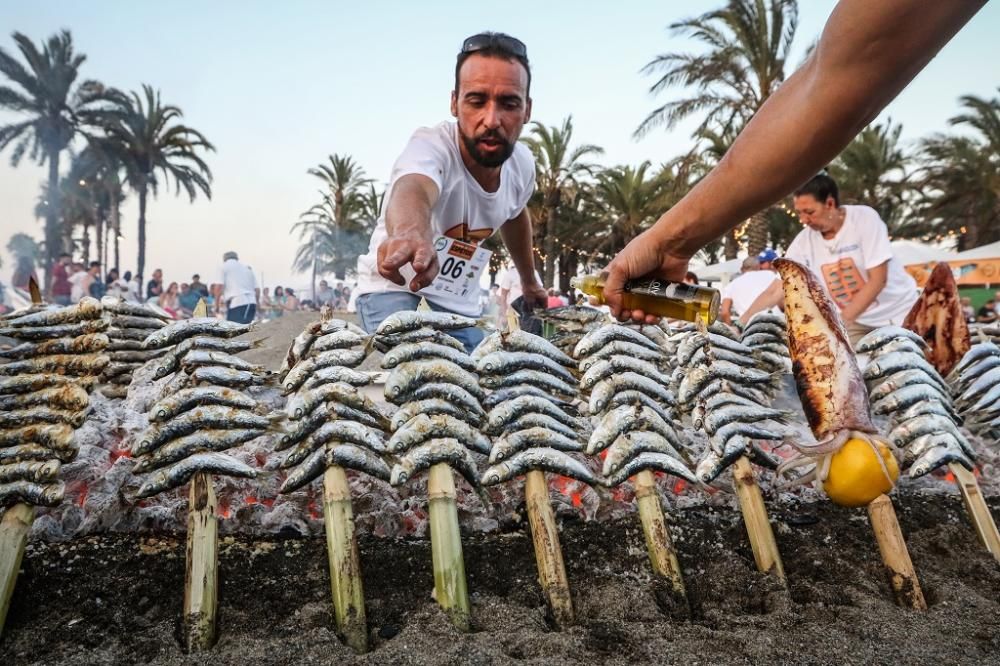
[604,0,986,322]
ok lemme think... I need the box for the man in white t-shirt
[212,251,259,323]
[742,173,918,346]
[354,32,546,351]
[720,257,779,325]
[497,263,543,332]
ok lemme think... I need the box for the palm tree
[103,85,214,280]
[292,185,378,293]
[297,154,374,294]
[7,232,41,267]
[72,139,127,270]
[830,119,912,230]
[915,90,1000,250]
[521,116,604,286]
[637,0,799,255]
[309,154,372,230]
[0,30,120,287]
[590,162,674,259]
[59,174,97,262]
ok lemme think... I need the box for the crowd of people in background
[10,250,358,322]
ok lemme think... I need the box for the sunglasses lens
[461,33,526,58]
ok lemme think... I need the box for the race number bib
[429,235,491,299]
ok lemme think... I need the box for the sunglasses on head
[460,33,527,58]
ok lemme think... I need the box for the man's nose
[482,102,501,128]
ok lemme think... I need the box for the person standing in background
[104,268,123,298]
[960,297,975,323]
[189,274,209,299]
[159,281,180,318]
[87,262,106,299]
[757,248,778,271]
[283,287,300,312]
[259,287,273,320]
[977,299,998,324]
[498,262,543,333]
[316,280,335,308]
[741,173,917,345]
[50,253,72,305]
[271,286,286,318]
[178,282,201,316]
[719,257,779,325]
[146,268,164,302]
[212,251,259,324]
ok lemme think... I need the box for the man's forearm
[385,177,436,240]
[720,299,733,325]
[500,211,539,286]
[644,0,986,258]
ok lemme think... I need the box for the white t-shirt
[355,121,536,316]
[69,271,89,303]
[722,270,779,319]
[498,266,542,306]
[216,259,258,308]
[785,205,917,327]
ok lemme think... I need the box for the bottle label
[624,278,699,301]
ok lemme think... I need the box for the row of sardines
[2,300,997,514]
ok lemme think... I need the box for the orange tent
[906,258,1000,287]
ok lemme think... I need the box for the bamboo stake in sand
[633,470,687,598]
[427,463,470,631]
[184,471,219,651]
[0,504,34,637]
[948,464,1000,564]
[505,310,574,625]
[732,457,786,582]
[867,494,927,610]
[322,465,368,652]
[524,470,574,627]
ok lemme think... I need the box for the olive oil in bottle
[571,273,720,324]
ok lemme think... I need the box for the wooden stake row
[949,463,1000,564]
[0,504,34,638]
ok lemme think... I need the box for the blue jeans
[356,292,484,353]
[227,304,256,324]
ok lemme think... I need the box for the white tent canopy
[953,240,1000,261]
[690,257,743,284]
[889,239,959,266]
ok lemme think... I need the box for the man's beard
[459,126,515,168]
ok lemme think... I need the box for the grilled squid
[772,259,897,493]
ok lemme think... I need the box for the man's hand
[603,229,691,323]
[377,235,439,292]
[519,280,548,311]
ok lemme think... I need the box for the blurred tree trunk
[558,250,578,294]
[81,221,91,264]
[724,229,739,260]
[746,211,770,257]
[111,198,121,272]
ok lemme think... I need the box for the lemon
[822,437,899,508]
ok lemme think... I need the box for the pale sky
[1,1,997,290]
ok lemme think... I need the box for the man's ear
[524,96,532,124]
[450,90,458,118]
[825,196,837,210]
